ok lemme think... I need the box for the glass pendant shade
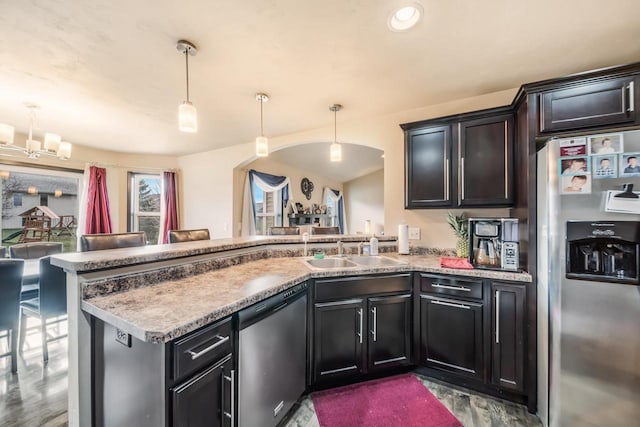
[26,139,41,153]
[27,186,38,195]
[57,141,72,159]
[0,123,14,145]
[256,136,269,157]
[0,170,9,179]
[179,101,198,133]
[54,189,62,197]
[44,133,61,152]
[330,142,342,162]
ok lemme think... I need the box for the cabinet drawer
[420,274,483,300]
[314,274,412,302]
[172,317,232,381]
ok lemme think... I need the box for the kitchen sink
[347,255,403,267]
[305,257,358,269]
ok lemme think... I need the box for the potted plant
[447,212,469,258]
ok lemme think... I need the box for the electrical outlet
[408,227,420,240]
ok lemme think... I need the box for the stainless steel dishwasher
[238,282,308,427]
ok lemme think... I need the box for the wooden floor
[1,320,541,427]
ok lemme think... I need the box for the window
[128,173,162,244]
[40,194,48,206]
[252,180,284,235]
[13,193,22,207]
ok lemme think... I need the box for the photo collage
[558,133,640,195]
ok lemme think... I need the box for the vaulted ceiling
[1,0,639,156]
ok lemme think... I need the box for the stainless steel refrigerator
[537,130,640,427]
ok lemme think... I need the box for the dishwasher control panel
[283,282,308,299]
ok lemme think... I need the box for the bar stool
[0,259,24,373]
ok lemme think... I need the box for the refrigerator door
[543,132,640,427]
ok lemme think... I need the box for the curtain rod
[86,161,178,173]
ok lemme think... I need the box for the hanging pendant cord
[185,50,190,102]
[260,98,264,136]
[334,108,337,144]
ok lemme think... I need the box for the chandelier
[0,104,72,160]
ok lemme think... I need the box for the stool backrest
[80,232,146,252]
[168,229,210,243]
[311,226,340,235]
[38,256,67,317]
[268,227,301,236]
[0,259,24,329]
[9,242,63,259]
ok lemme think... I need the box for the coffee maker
[468,218,519,271]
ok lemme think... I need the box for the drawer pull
[431,300,471,310]
[432,283,471,292]
[186,335,230,360]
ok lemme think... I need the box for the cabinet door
[491,282,526,392]
[172,354,233,427]
[420,295,483,381]
[368,294,412,372]
[405,125,452,208]
[540,76,636,133]
[458,114,514,206]
[313,299,365,383]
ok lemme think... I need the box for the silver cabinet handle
[370,307,377,342]
[431,299,470,310]
[460,157,466,201]
[357,308,363,344]
[504,121,509,199]
[628,81,635,112]
[444,157,449,201]
[223,369,235,426]
[186,335,229,360]
[495,291,501,344]
[432,283,471,292]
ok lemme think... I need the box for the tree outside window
[128,173,162,244]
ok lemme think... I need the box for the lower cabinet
[420,294,483,381]
[171,354,233,427]
[491,281,526,393]
[311,274,413,386]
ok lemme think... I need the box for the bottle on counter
[370,235,379,256]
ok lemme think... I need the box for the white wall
[343,169,384,235]
[179,87,517,247]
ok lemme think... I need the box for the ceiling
[266,142,384,183]
[1,0,639,156]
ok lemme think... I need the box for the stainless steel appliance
[238,282,307,427]
[538,130,640,427]
[468,218,519,271]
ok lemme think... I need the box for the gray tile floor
[1,320,541,427]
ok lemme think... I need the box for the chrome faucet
[337,241,344,257]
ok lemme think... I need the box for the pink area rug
[312,374,463,427]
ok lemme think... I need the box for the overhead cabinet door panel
[405,125,452,208]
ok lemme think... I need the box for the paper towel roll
[398,224,410,254]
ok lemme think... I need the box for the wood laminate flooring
[1,320,541,427]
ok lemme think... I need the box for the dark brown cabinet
[367,294,412,372]
[419,294,483,381]
[402,108,514,209]
[491,281,526,393]
[404,125,452,208]
[311,274,412,386]
[458,114,514,206]
[539,76,637,133]
[313,298,365,382]
[171,354,233,427]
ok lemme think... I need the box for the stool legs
[10,325,18,373]
[19,311,27,354]
[41,319,48,362]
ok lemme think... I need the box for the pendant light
[329,104,343,162]
[255,93,269,157]
[176,40,198,133]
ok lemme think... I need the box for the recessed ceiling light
[388,3,423,32]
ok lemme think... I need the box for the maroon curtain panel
[162,171,179,243]
[85,166,113,234]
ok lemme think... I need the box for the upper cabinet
[404,125,452,208]
[458,114,514,207]
[539,75,637,134]
[402,108,514,209]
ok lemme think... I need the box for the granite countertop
[51,234,397,273]
[82,254,532,344]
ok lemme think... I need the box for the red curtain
[162,171,179,243]
[85,166,113,234]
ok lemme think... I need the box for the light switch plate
[408,227,420,240]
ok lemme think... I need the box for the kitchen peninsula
[51,235,531,426]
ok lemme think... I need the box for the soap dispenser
[370,235,379,256]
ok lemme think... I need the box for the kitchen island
[51,235,531,426]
